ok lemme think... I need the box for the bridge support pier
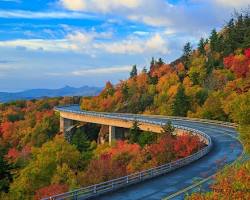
[60,117,75,141]
[108,126,128,145]
[60,117,74,133]
[109,126,116,145]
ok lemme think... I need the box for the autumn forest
[1,11,250,200]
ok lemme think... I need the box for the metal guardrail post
[73,191,78,200]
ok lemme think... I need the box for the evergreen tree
[161,121,175,136]
[0,147,12,192]
[129,121,141,144]
[209,29,219,52]
[150,57,155,71]
[183,42,192,69]
[172,85,190,117]
[157,58,164,66]
[243,14,250,48]
[224,18,235,55]
[71,129,91,152]
[121,83,129,99]
[235,13,245,48]
[183,42,192,57]
[130,65,137,78]
[198,37,206,55]
[138,131,157,147]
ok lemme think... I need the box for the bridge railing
[54,104,237,128]
[42,125,212,200]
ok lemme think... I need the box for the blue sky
[0,0,249,92]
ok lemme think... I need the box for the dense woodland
[0,11,250,200]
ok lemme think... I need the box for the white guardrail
[43,105,215,200]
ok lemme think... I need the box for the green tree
[209,29,219,52]
[172,85,190,117]
[188,55,207,85]
[150,57,155,72]
[121,83,129,100]
[31,114,59,147]
[161,121,175,136]
[8,135,80,200]
[198,37,206,55]
[130,65,137,78]
[129,121,141,144]
[227,92,250,153]
[157,58,164,66]
[183,42,192,57]
[195,89,208,106]
[0,147,12,193]
[183,42,192,69]
[200,92,227,121]
[138,131,157,147]
[71,129,91,153]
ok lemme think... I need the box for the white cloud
[95,33,169,54]
[60,0,86,11]
[128,15,171,27]
[59,0,174,27]
[47,65,132,77]
[0,0,20,2]
[0,10,94,19]
[0,39,71,52]
[145,34,168,54]
[164,28,176,35]
[60,0,142,13]
[67,31,94,44]
[133,31,149,36]
[0,31,169,55]
[214,0,250,8]
[72,66,132,75]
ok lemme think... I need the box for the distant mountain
[0,85,102,103]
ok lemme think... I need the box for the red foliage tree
[83,153,127,186]
[224,53,250,78]
[108,140,140,157]
[6,148,20,161]
[1,121,16,141]
[34,184,68,200]
[244,48,250,58]
[174,134,204,158]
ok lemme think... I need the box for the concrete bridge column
[109,126,116,145]
[60,117,74,133]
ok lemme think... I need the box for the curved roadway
[57,105,243,200]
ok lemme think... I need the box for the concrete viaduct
[58,105,170,144]
[52,104,243,200]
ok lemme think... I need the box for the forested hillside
[81,12,250,199]
[0,11,250,200]
[82,12,250,152]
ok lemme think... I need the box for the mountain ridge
[0,85,102,102]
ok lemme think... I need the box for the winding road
[55,105,243,200]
